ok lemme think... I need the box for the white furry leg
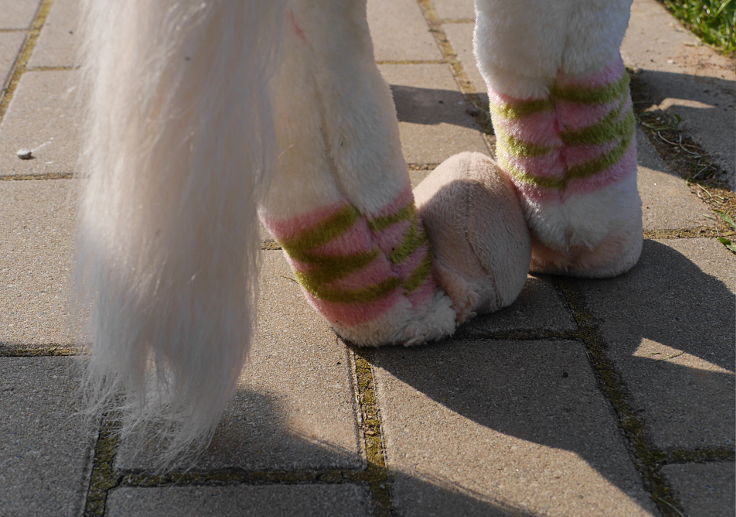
[474,0,642,277]
[75,0,285,462]
[259,1,457,346]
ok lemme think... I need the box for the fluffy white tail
[75,0,285,461]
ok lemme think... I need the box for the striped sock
[261,191,453,345]
[490,56,636,201]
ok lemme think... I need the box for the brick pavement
[0,0,733,515]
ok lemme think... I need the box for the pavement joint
[630,72,735,240]
[84,415,123,517]
[643,227,725,239]
[552,277,686,517]
[659,447,735,465]
[439,18,474,24]
[0,172,74,180]
[0,344,81,356]
[350,348,393,517]
[376,59,446,65]
[25,65,77,72]
[0,0,53,120]
[416,0,495,144]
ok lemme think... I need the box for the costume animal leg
[474,0,643,277]
[259,1,457,346]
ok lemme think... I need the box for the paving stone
[117,251,362,471]
[443,22,486,94]
[460,275,576,336]
[373,339,656,516]
[0,357,95,517]
[27,0,79,68]
[0,70,80,176]
[0,179,76,348]
[380,64,489,164]
[368,0,441,62]
[107,485,372,517]
[623,0,736,188]
[636,128,712,230]
[0,32,24,88]
[434,0,475,20]
[0,0,40,29]
[661,462,735,517]
[578,238,735,449]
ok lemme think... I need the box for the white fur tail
[75,0,285,461]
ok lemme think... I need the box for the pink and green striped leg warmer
[259,2,456,346]
[490,55,643,277]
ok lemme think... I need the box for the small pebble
[16,148,33,160]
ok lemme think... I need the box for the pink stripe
[563,141,637,199]
[311,219,373,256]
[556,55,625,89]
[262,201,347,241]
[324,255,394,291]
[499,148,565,179]
[306,289,403,327]
[511,140,636,203]
[556,99,621,132]
[495,111,563,148]
[562,140,618,168]
[367,187,413,220]
[407,274,438,309]
[371,219,412,252]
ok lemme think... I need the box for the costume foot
[414,152,531,324]
[489,56,642,278]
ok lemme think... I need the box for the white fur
[473,0,632,97]
[75,0,285,462]
[522,173,642,251]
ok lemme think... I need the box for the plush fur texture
[414,153,531,323]
[259,2,456,346]
[75,0,640,464]
[474,0,642,278]
[75,0,286,461]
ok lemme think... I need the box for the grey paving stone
[623,0,736,188]
[0,0,40,29]
[0,70,80,176]
[443,22,486,94]
[27,0,79,68]
[0,179,76,348]
[372,339,656,516]
[0,356,95,517]
[636,128,712,230]
[380,63,489,164]
[578,238,735,449]
[107,485,372,517]
[662,462,735,517]
[460,275,575,336]
[117,251,362,471]
[368,0,441,62]
[0,32,24,88]
[434,0,475,20]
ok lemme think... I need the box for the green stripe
[368,203,415,231]
[566,117,635,181]
[496,155,566,189]
[490,98,554,119]
[496,127,554,158]
[294,250,379,285]
[295,272,400,304]
[280,205,359,260]
[552,73,630,104]
[561,110,635,146]
[403,253,432,293]
[389,219,428,264]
